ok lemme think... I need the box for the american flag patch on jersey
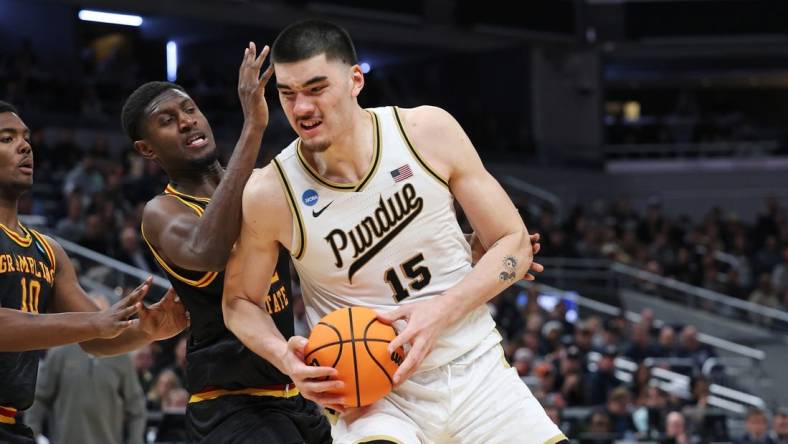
[390,164,413,183]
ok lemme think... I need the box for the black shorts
[186,394,331,444]
[0,422,35,444]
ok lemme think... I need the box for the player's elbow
[221,296,240,332]
[514,228,532,261]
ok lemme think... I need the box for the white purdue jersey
[273,106,497,370]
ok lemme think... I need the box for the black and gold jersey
[0,222,57,414]
[142,185,294,394]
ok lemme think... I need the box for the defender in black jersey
[121,43,332,443]
[0,102,187,444]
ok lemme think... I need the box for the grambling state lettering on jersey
[324,182,423,282]
[0,253,54,285]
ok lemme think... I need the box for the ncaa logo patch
[301,189,319,207]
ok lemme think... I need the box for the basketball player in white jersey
[222,20,567,444]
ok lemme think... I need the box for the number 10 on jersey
[384,253,432,302]
[20,277,41,313]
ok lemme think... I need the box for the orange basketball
[304,307,404,408]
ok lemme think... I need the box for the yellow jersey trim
[188,386,300,403]
[545,433,568,444]
[272,158,306,260]
[0,221,32,247]
[165,184,212,203]
[30,229,56,272]
[295,110,381,192]
[141,223,218,288]
[392,106,450,189]
[141,192,217,288]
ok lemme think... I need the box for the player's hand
[137,287,189,341]
[377,298,451,387]
[89,279,148,338]
[238,41,273,129]
[281,336,347,411]
[524,232,544,281]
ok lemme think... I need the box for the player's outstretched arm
[44,236,187,356]
[380,106,542,384]
[141,42,273,272]
[222,168,345,407]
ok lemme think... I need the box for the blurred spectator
[772,248,788,293]
[624,326,652,363]
[770,408,788,443]
[162,388,189,413]
[676,325,716,369]
[736,408,776,444]
[631,363,652,400]
[581,409,614,444]
[606,386,637,437]
[133,345,156,394]
[653,326,677,358]
[661,411,700,444]
[749,273,781,325]
[586,345,623,406]
[116,226,154,272]
[81,213,112,256]
[512,347,534,378]
[63,151,105,199]
[146,369,182,412]
[54,192,85,242]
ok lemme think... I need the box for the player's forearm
[0,308,102,351]
[439,228,532,324]
[223,296,289,372]
[187,122,265,269]
[79,326,152,357]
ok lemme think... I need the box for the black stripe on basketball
[363,317,393,387]
[304,322,344,369]
[303,338,390,360]
[348,308,361,408]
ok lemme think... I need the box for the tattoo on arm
[498,255,518,282]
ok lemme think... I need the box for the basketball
[304,307,404,408]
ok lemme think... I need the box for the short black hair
[121,81,185,142]
[271,20,357,66]
[0,100,19,115]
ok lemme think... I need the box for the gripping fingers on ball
[302,379,344,394]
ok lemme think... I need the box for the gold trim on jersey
[295,110,381,192]
[272,158,307,260]
[545,433,569,444]
[30,230,56,272]
[140,195,218,288]
[354,436,405,444]
[165,184,212,203]
[0,221,32,247]
[188,385,300,403]
[0,406,17,424]
[141,223,218,288]
[392,106,450,189]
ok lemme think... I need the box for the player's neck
[310,108,373,183]
[167,161,223,198]
[0,194,20,230]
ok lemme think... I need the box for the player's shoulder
[242,166,290,219]
[396,105,459,135]
[244,166,282,200]
[141,194,194,230]
[32,231,67,266]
